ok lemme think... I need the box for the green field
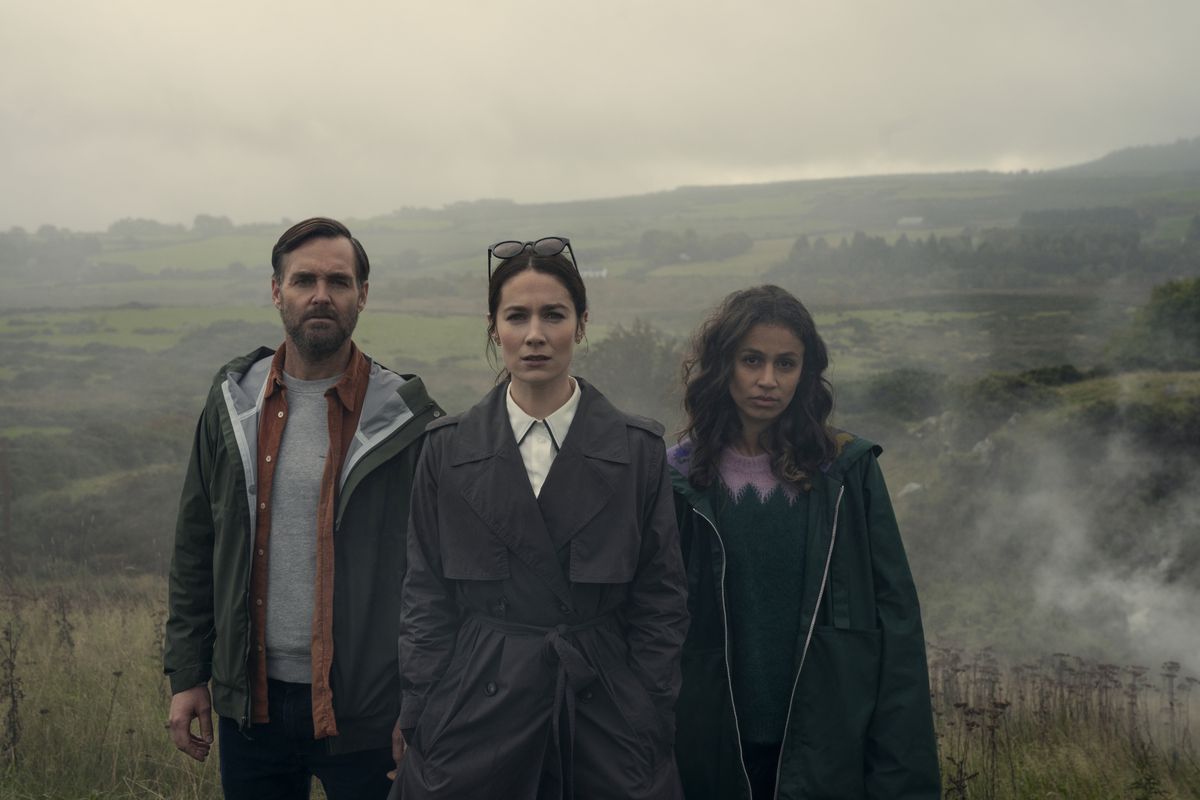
[2,161,1200,796]
[101,234,277,273]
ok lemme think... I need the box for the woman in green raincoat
[668,285,939,799]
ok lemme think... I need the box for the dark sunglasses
[487,236,577,279]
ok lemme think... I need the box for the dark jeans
[743,740,782,800]
[219,679,393,800]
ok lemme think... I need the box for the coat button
[559,602,572,614]
[579,689,593,703]
[484,681,498,697]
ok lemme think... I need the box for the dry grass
[0,575,1195,798]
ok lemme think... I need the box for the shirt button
[264,455,272,463]
[259,502,267,510]
[255,598,263,606]
[484,681,498,697]
[277,411,285,418]
[257,549,264,556]
[256,644,263,652]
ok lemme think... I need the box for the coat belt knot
[468,611,616,799]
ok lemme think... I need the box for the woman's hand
[388,716,408,780]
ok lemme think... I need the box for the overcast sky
[2,0,1198,231]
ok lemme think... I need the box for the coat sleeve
[624,437,690,737]
[163,393,220,694]
[860,455,941,799]
[397,431,460,732]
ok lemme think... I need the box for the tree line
[769,213,1200,290]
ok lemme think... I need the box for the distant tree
[1018,206,1143,232]
[638,229,683,265]
[838,368,948,420]
[108,218,185,236]
[192,214,235,237]
[577,319,684,431]
[1186,214,1200,245]
[788,235,810,262]
[0,228,31,268]
[1110,277,1200,369]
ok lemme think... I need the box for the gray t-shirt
[265,371,340,683]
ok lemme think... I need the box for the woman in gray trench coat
[392,238,689,799]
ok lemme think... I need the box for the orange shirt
[249,342,370,737]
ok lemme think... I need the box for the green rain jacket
[163,346,443,753]
[667,434,940,799]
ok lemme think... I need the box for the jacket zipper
[771,484,845,799]
[692,507,755,799]
[335,400,439,529]
[241,505,254,727]
[222,376,256,728]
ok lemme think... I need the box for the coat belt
[468,611,616,799]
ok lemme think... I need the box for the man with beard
[164,217,442,799]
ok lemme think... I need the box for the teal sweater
[712,449,809,745]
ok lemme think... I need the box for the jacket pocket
[787,625,881,798]
[604,662,660,742]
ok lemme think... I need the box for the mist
[4,0,1200,230]
[957,432,1200,669]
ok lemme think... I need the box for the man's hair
[271,217,370,284]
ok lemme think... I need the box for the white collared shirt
[505,378,582,497]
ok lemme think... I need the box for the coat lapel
[449,384,573,606]
[535,381,629,551]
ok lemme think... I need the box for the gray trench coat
[394,380,688,799]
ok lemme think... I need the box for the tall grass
[930,645,1199,799]
[0,574,223,799]
[0,575,1195,798]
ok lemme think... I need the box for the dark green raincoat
[667,434,939,799]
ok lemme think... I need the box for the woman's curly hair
[680,285,836,491]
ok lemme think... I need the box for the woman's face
[729,323,805,433]
[492,268,585,391]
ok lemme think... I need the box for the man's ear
[358,281,369,311]
[271,275,282,309]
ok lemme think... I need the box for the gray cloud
[3,0,1199,230]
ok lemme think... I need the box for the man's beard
[281,306,358,362]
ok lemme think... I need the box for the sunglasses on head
[487,236,577,279]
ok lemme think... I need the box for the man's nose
[312,279,332,303]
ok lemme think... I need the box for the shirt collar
[264,340,369,412]
[505,377,582,448]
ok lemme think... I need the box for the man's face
[272,236,367,363]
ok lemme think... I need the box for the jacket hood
[213,346,439,497]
